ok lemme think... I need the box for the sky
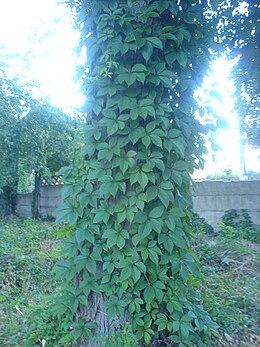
[0,0,84,112]
[0,0,259,177]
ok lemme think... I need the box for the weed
[220,209,260,242]
[191,212,260,343]
[1,216,259,346]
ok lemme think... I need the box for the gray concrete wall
[11,185,63,219]
[193,180,260,229]
[39,185,63,217]
[16,193,33,218]
[1,180,259,230]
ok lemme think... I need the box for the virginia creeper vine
[56,1,218,346]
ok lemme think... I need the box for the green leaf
[86,259,96,274]
[166,213,176,231]
[159,76,172,88]
[150,134,163,147]
[149,248,158,264]
[142,135,151,148]
[144,332,152,345]
[149,206,164,218]
[138,171,149,189]
[172,235,187,249]
[138,221,152,241]
[173,139,185,157]
[107,120,118,136]
[169,335,181,343]
[78,295,88,306]
[159,181,173,190]
[180,263,189,284]
[186,260,199,276]
[134,211,147,223]
[150,218,162,233]
[158,188,170,208]
[144,285,155,305]
[142,41,153,62]
[177,51,188,68]
[169,2,178,15]
[117,235,125,249]
[180,322,190,339]
[171,208,186,217]
[132,266,141,282]
[147,37,163,50]
[132,64,147,72]
[129,127,146,144]
[146,185,158,201]
[172,170,182,186]
[75,229,94,244]
[120,266,132,281]
[136,73,145,84]
[172,321,180,332]
[166,52,177,65]
[155,313,168,331]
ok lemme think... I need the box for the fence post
[32,173,40,218]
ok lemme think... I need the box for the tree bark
[76,293,125,347]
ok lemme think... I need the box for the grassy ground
[0,215,259,346]
[0,217,62,346]
[191,214,260,346]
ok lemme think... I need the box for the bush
[220,209,260,242]
[190,212,214,234]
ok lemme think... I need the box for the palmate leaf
[56,199,83,225]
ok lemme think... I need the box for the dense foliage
[0,65,79,212]
[54,1,223,346]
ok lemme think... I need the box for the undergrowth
[0,212,259,346]
[191,210,259,346]
[0,218,63,346]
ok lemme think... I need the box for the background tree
[0,64,80,213]
[215,0,259,147]
[0,66,35,212]
[25,102,79,175]
[232,1,259,147]
[55,1,219,346]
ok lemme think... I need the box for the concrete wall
[192,180,260,229]
[39,185,63,217]
[16,193,33,218]
[12,185,63,219]
[1,180,259,230]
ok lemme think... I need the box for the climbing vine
[56,1,218,346]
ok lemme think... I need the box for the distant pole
[239,131,247,180]
[32,172,40,218]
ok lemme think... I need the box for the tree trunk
[76,293,125,347]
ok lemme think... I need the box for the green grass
[0,217,63,346]
[191,214,260,346]
[0,215,259,346]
